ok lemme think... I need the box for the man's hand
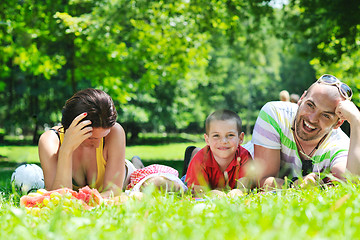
[336,100,360,175]
[335,100,360,124]
[293,172,323,188]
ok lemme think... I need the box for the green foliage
[0,0,359,141]
[284,0,360,104]
[286,0,360,64]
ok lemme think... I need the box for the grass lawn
[0,146,39,163]
[1,183,360,239]
[1,136,359,239]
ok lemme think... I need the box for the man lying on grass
[250,74,360,189]
[184,110,254,197]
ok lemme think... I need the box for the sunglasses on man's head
[317,74,353,100]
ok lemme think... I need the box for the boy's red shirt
[185,145,252,189]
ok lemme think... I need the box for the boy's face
[204,119,244,164]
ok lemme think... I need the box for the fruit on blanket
[20,188,75,208]
[30,207,41,217]
[207,189,226,198]
[20,186,103,210]
[227,189,244,198]
[42,197,50,206]
[77,186,103,206]
[129,191,144,200]
[106,193,129,205]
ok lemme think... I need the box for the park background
[1,0,360,188]
[1,0,360,183]
[1,1,360,239]
[1,0,359,143]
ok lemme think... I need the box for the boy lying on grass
[109,162,188,203]
[184,110,254,197]
[126,163,187,193]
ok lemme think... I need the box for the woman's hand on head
[62,112,93,151]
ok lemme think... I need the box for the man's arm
[330,162,347,180]
[335,100,360,175]
[254,144,284,189]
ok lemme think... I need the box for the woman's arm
[101,123,126,197]
[38,129,62,190]
[39,113,93,190]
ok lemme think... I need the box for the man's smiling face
[295,83,343,142]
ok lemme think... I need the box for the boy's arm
[191,185,210,197]
[235,150,256,190]
[185,154,211,193]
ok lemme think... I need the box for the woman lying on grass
[38,88,127,198]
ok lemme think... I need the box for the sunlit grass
[125,142,204,161]
[1,182,360,240]
[2,135,357,239]
[0,133,251,163]
[0,146,39,163]
[0,142,205,166]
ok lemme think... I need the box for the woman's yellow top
[57,130,106,190]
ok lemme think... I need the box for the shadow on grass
[0,139,37,146]
[127,133,203,146]
[142,160,185,176]
[0,159,42,193]
[0,160,19,193]
[1,133,202,146]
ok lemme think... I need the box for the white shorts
[123,159,137,190]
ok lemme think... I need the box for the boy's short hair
[205,110,242,135]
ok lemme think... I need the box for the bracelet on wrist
[290,177,298,188]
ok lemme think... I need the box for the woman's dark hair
[61,88,117,130]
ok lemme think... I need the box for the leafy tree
[0,0,71,142]
[72,0,212,139]
[283,0,360,105]
[185,0,281,134]
[4,0,358,144]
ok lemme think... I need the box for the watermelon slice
[20,193,48,208]
[77,186,103,206]
[20,188,75,208]
[20,186,103,209]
